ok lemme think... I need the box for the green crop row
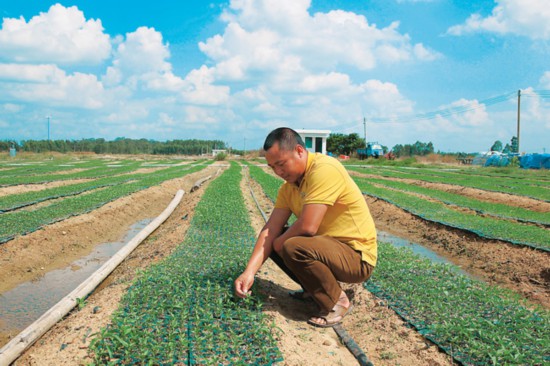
[246,163,280,202]
[90,162,282,365]
[353,177,550,251]
[384,165,550,188]
[450,166,550,185]
[366,242,550,365]
[0,161,147,186]
[0,159,102,177]
[0,163,209,243]
[0,162,203,213]
[347,166,550,202]
[362,176,550,226]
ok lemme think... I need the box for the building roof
[295,129,331,136]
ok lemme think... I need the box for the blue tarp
[519,154,550,169]
[485,154,510,167]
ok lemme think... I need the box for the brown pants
[270,235,374,312]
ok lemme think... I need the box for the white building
[212,149,227,157]
[296,129,331,155]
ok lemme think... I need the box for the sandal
[307,304,353,328]
[289,290,313,302]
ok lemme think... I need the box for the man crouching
[234,127,377,327]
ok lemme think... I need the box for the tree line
[327,133,434,158]
[3,133,435,158]
[1,138,230,155]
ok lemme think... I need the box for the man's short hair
[263,127,305,152]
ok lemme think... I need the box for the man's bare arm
[234,207,291,297]
[272,203,328,253]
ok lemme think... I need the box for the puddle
[378,230,470,276]
[0,218,152,335]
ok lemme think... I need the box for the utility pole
[363,117,367,148]
[516,90,521,154]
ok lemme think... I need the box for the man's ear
[295,144,306,157]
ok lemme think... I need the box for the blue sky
[0,0,549,153]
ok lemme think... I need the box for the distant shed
[295,129,330,155]
[212,149,227,157]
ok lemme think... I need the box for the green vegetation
[90,162,282,365]
[347,165,550,201]
[367,243,550,365]
[359,176,550,226]
[0,163,199,213]
[2,138,229,155]
[0,161,145,186]
[246,163,281,202]
[0,163,209,243]
[353,176,550,251]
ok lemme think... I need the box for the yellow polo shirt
[274,152,377,266]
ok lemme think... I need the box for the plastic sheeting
[519,153,550,169]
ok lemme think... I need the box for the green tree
[392,141,434,158]
[510,136,518,153]
[490,140,503,152]
[327,133,365,155]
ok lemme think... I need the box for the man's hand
[234,272,254,298]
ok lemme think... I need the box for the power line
[328,89,549,133]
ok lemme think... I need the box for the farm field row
[346,165,550,201]
[90,162,281,365]
[0,160,210,243]
[248,163,550,365]
[352,177,550,251]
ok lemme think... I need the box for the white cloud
[438,99,490,127]
[181,66,230,105]
[0,4,111,65]
[200,0,438,84]
[447,0,550,40]
[0,63,64,83]
[2,103,23,113]
[103,27,185,93]
[0,63,106,109]
[521,87,550,129]
[359,79,415,117]
[540,71,550,88]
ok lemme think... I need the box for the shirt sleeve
[303,163,346,206]
[274,183,289,209]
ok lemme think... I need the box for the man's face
[265,142,306,184]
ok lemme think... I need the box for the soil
[347,170,550,213]
[0,179,93,197]
[1,161,547,365]
[347,170,550,308]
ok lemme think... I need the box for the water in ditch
[0,218,152,338]
[378,230,470,275]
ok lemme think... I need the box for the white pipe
[0,189,185,366]
[191,175,212,192]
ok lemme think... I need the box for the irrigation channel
[0,219,152,338]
